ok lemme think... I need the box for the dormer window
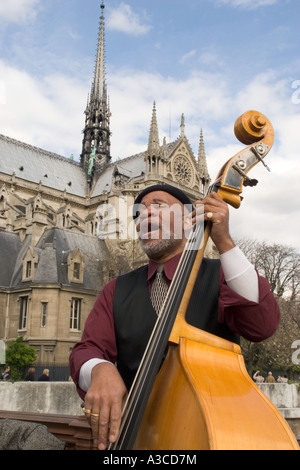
[67,248,84,284]
[22,247,38,282]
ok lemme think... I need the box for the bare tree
[236,238,300,300]
[235,238,300,375]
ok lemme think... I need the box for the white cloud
[0,80,5,104]
[106,3,151,36]
[0,57,299,250]
[0,0,40,23]
[0,61,86,158]
[179,50,197,65]
[199,47,224,68]
[108,67,233,158]
[212,0,278,8]
[109,67,300,251]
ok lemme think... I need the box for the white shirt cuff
[220,246,259,303]
[78,358,110,392]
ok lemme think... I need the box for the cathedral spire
[147,101,160,155]
[145,102,162,176]
[198,129,211,193]
[180,113,185,138]
[92,1,106,102]
[81,1,111,187]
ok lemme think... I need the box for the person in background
[277,375,288,383]
[25,367,36,381]
[265,371,276,383]
[253,371,264,383]
[0,365,10,380]
[38,369,50,382]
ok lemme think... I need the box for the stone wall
[0,382,83,416]
[0,381,299,438]
[258,383,299,409]
[258,383,300,437]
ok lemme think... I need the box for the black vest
[113,258,239,390]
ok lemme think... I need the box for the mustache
[137,217,161,239]
[137,216,187,240]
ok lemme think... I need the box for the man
[38,369,50,381]
[69,184,280,450]
[266,371,276,383]
[0,365,10,380]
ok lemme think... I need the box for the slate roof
[35,228,110,290]
[0,134,148,199]
[0,230,22,287]
[91,151,146,196]
[0,134,87,198]
[0,134,182,199]
[90,141,179,196]
[0,227,114,292]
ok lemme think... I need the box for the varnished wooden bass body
[113,111,299,450]
[135,330,298,450]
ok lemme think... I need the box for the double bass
[110,111,299,450]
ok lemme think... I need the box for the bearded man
[69,184,280,450]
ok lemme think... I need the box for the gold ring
[82,407,91,414]
[90,413,99,418]
[207,212,213,220]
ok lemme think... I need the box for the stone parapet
[0,381,299,449]
[0,381,83,416]
[257,383,300,409]
[257,383,300,438]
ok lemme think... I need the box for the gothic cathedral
[0,2,212,370]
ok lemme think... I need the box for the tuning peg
[251,144,271,172]
[232,164,259,187]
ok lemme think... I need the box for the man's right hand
[83,362,128,450]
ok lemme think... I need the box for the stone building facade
[0,2,212,369]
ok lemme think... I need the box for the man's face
[135,191,191,260]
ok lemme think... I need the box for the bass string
[112,186,218,448]
[113,219,205,448]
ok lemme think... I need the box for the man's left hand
[193,192,235,254]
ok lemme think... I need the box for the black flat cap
[133,184,194,219]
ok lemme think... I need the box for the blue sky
[0,0,300,249]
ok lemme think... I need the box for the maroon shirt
[69,254,280,393]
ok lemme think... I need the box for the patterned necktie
[151,264,168,316]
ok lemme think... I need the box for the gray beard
[139,237,178,260]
